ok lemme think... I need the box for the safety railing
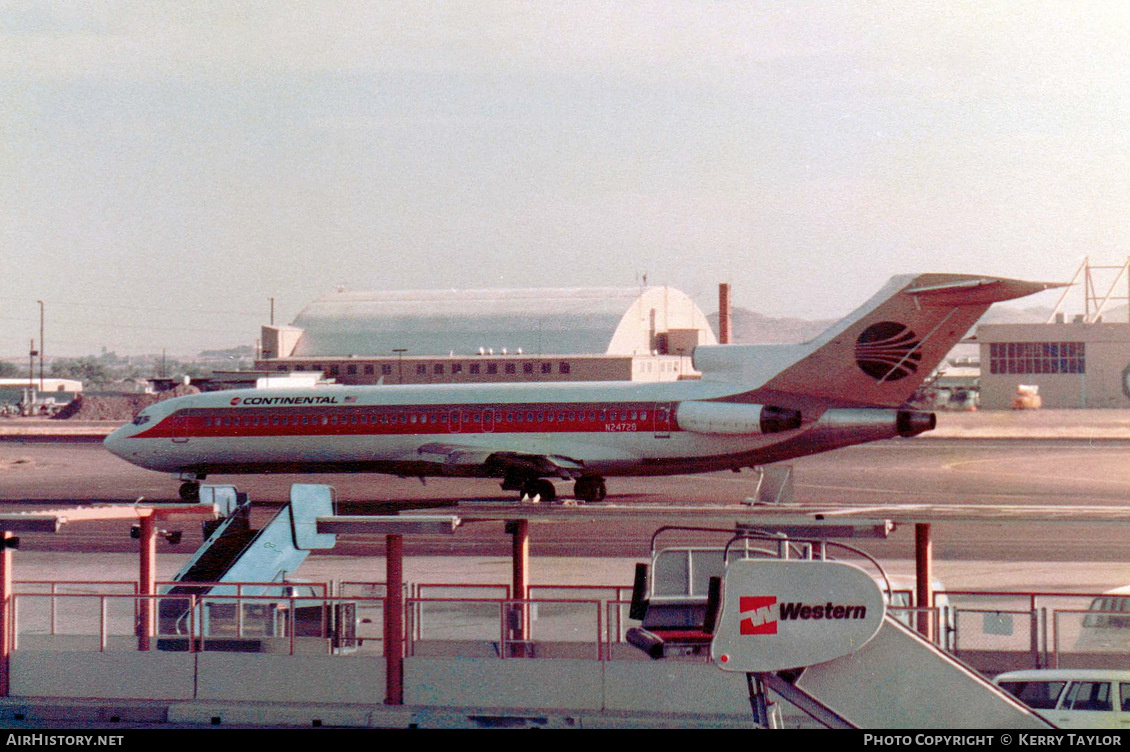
[13,581,1130,670]
[9,590,380,656]
[404,596,606,660]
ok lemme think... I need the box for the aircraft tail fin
[695,274,1061,408]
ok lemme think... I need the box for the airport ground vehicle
[624,541,953,658]
[157,484,356,652]
[995,669,1130,728]
[1074,586,1130,652]
[103,274,1054,501]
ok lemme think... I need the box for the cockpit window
[132,414,151,427]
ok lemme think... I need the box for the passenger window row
[197,407,666,428]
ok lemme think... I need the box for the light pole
[28,340,36,414]
[36,301,44,391]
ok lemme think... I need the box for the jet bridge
[157,484,343,649]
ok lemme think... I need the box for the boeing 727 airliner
[103,274,1055,502]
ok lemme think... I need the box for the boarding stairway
[757,614,1053,729]
[628,542,1054,729]
[157,484,341,650]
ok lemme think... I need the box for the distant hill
[707,303,1093,346]
[976,305,1055,325]
[707,308,835,344]
[197,345,256,360]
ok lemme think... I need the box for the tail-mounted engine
[675,401,803,435]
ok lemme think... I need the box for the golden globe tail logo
[713,560,886,672]
[855,321,922,382]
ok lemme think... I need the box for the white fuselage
[103,378,907,481]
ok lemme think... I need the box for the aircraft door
[448,409,461,433]
[483,409,496,433]
[171,411,190,444]
[653,403,673,439]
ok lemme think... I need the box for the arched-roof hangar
[257,287,716,385]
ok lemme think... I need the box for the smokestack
[718,283,732,344]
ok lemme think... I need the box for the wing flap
[416,442,586,478]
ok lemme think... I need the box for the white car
[995,669,1130,729]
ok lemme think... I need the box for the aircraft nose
[103,423,132,459]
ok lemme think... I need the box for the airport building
[976,320,1130,409]
[975,259,1130,409]
[255,286,718,385]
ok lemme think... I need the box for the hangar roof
[288,287,717,357]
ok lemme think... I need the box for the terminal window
[989,342,1085,375]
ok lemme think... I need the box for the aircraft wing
[416,442,586,479]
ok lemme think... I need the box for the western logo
[738,595,869,636]
[739,596,778,635]
[778,601,868,620]
[855,321,922,382]
[230,397,241,406]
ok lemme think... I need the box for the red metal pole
[385,534,403,705]
[915,523,934,642]
[138,515,156,651]
[509,519,530,651]
[0,531,12,697]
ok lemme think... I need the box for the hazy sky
[3,2,1128,357]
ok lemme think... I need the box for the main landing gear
[177,473,207,502]
[522,478,557,502]
[501,471,556,502]
[500,472,607,502]
[573,476,607,502]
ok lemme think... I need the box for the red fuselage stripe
[132,402,679,439]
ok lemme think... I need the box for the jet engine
[675,401,803,435]
[789,408,936,454]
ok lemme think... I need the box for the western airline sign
[712,560,886,672]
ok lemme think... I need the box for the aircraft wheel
[178,481,200,502]
[522,478,556,502]
[574,477,607,502]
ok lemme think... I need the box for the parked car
[995,669,1130,729]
